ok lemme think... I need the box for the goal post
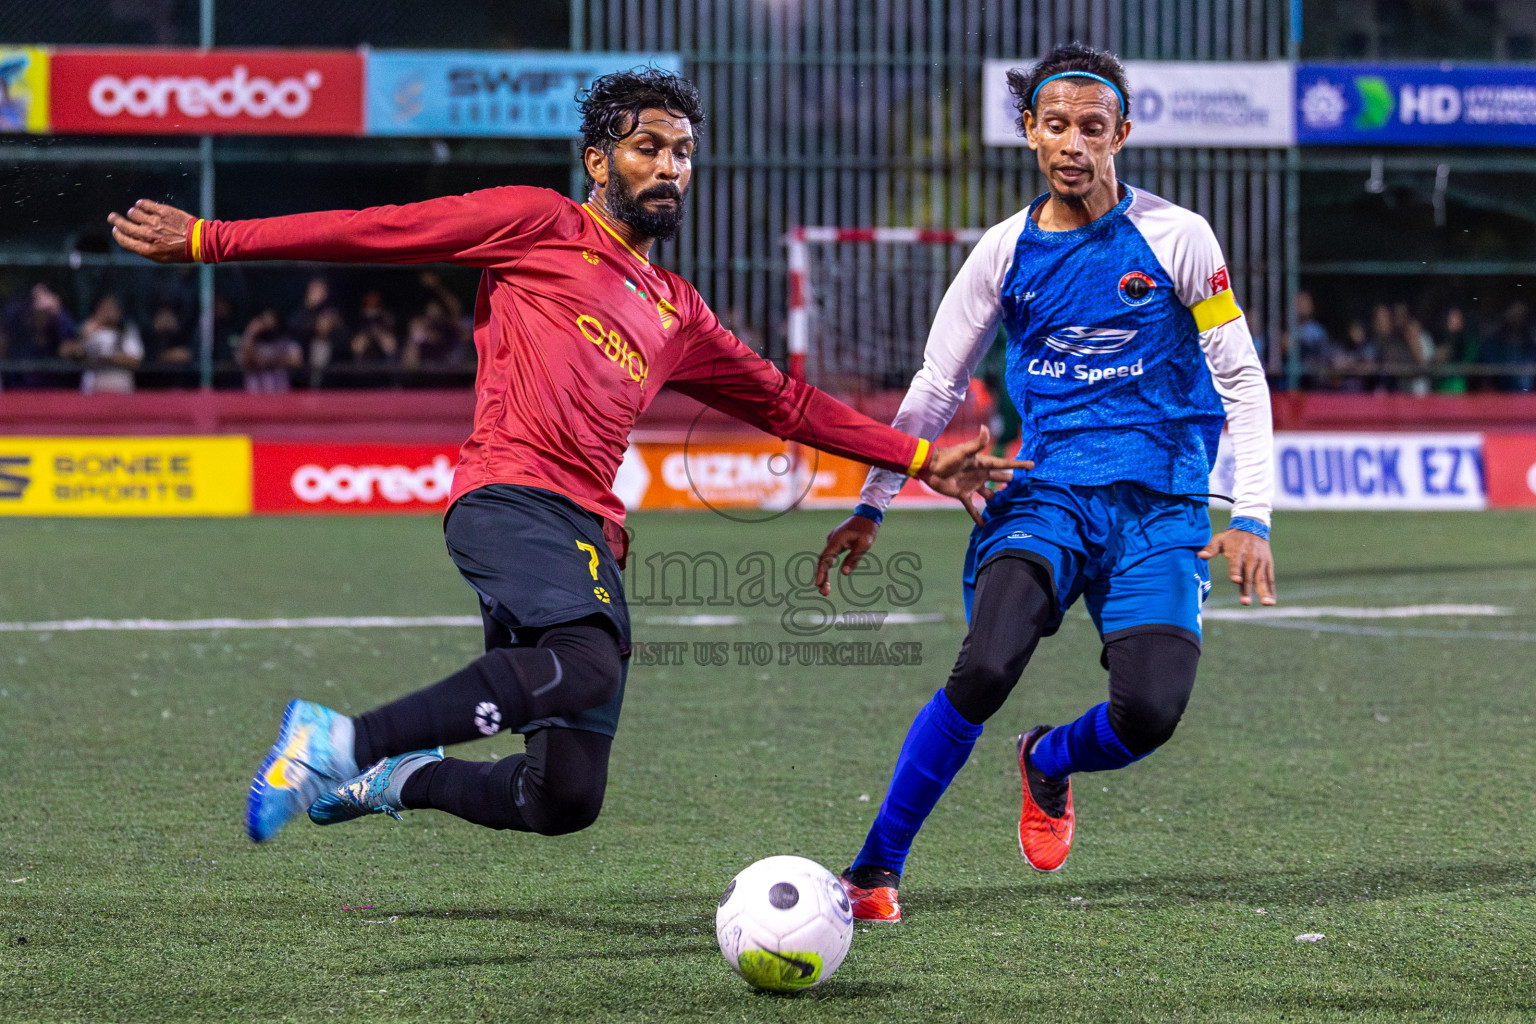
[784,226,988,383]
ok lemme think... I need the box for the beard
[607,171,687,241]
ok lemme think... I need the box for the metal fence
[577,0,1293,380]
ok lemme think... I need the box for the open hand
[1199,529,1277,606]
[814,514,880,596]
[108,199,195,263]
[920,427,1033,526]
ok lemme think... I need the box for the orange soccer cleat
[1015,726,1075,872]
[839,868,902,923]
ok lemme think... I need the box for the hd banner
[0,436,251,516]
[365,51,681,137]
[48,48,365,135]
[1297,63,1536,147]
[983,59,1295,148]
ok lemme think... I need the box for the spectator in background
[1292,290,1335,388]
[350,290,398,364]
[237,307,302,394]
[147,302,194,366]
[1435,307,1480,394]
[402,271,470,372]
[287,275,346,388]
[1335,319,1379,392]
[60,294,143,395]
[1486,301,1535,393]
[1,283,76,388]
[1388,302,1435,396]
[212,293,240,363]
[1369,303,1411,391]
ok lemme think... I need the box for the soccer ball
[715,855,854,993]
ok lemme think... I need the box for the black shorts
[444,484,630,738]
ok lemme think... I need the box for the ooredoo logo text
[291,456,454,505]
[88,66,324,120]
[49,50,365,135]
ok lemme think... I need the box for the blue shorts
[962,479,1212,649]
[445,484,630,738]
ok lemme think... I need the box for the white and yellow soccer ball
[715,855,855,993]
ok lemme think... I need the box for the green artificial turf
[1,509,1534,1022]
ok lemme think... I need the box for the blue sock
[1029,702,1148,778]
[852,690,983,875]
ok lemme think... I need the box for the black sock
[400,757,529,831]
[352,623,621,765]
[351,647,557,765]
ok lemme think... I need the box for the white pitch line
[1204,604,1509,621]
[642,614,746,626]
[882,612,948,624]
[1218,619,1536,643]
[0,615,482,633]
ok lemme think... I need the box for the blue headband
[1029,71,1126,115]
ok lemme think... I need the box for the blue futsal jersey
[862,184,1273,527]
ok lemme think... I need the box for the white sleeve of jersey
[1131,194,1274,526]
[857,211,1028,511]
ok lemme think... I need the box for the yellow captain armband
[189,218,206,263]
[906,437,931,477]
[1190,289,1242,332]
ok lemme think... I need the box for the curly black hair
[577,67,705,183]
[1005,43,1131,135]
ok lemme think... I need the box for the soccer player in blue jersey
[814,44,1277,922]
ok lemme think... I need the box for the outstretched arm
[665,312,1026,515]
[109,186,564,268]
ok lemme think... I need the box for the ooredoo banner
[49,49,364,135]
[252,442,458,513]
[1482,433,1536,509]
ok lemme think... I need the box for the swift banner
[0,47,49,133]
[1297,63,1536,147]
[0,437,251,516]
[49,49,364,135]
[1211,431,1486,511]
[365,51,681,137]
[983,59,1295,148]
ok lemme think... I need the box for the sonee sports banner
[0,437,251,516]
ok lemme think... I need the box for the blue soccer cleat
[246,699,359,843]
[308,748,444,826]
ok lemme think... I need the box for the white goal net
[785,227,987,388]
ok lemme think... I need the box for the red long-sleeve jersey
[192,186,930,527]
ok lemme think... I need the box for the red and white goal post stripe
[784,226,988,380]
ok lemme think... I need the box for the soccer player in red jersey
[110,69,1025,843]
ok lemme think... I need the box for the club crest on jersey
[1040,326,1138,356]
[1118,271,1157,307]
[656,298,678,330]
